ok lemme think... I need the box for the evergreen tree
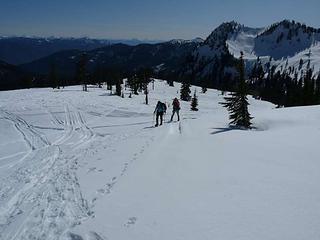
[201,79,207,93]
[137,68,152,104]
[299,58,304,70]
[201,86,207,93]
[115,79,122,96]
[315,73,320,102]
[167,79,174,87]
[302,68,315,105]
[221,52,253,129]
[76,53,88,91]
[49,63,59,89]
[104,68,122,95]
[180,79,191,101]
[152,78,155,90]
[105,68,113,91]
[127,74,139,95]
[190,90,199,111]
[93,64,103,88]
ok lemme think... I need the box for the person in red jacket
[170,98,180,122]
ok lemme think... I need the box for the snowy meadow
[0,80,320,240]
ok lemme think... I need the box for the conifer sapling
[191,90,199,111]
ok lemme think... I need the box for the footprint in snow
[124,217,137,227]
[87,167,97,173]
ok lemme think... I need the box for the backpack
[173,99,180,110]
[156,102,166,113]
[161,103,167,113]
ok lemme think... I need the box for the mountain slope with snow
[254,20,320,60]
[274,42,320,77]
[226,26,263,59]
[191,20,320,80]
[1,81,320,240]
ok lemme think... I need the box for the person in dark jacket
[154,101,166,127]
[170,98,180,121]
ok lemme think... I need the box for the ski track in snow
[0,87,160,240]
[0,104,95,240]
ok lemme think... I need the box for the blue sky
[1,0,319,40]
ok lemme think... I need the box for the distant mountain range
[0,37,163,65]
[19,40,202,79]
[1,20,319,90]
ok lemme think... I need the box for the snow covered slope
[274,42,320,77]
[1,81,320,240]
[254,20,320,60]
[192,20,320,79]
[226,26,263,59]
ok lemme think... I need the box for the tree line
[49,50,320,130]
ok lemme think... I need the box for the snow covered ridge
[1,81,320,240]
[191,20,320,79]
[226,20,320,73]
[254,20,320,60]
[167,38,204,45]
[202,20,320,60]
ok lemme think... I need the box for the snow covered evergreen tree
[191,90,198,111]
[221,52,253,128]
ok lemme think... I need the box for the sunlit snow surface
[0,81,320,240]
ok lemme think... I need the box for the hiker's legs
[170,110,174,121]
[155,113,160,126]
[160,113,163,125]
[171,109,176,121]
[171,109,179,121]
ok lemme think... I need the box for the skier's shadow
[143,126,155,129]
[210,126,242,135]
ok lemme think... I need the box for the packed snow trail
[1,81,320,240]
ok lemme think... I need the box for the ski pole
[179,111,182,134]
